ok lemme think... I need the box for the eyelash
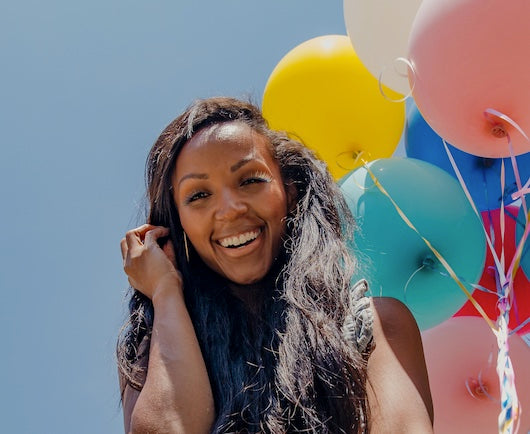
[184,171,272,204]
[185,191,209,204]
[241,171,272,185]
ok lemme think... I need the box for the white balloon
[343,0,422,95]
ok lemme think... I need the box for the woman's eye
[186,191,209,203]
[241,172,272,186]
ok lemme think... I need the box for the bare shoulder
[371,296,421,341]
[366,297,434,433]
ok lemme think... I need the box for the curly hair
[117,97,371,433]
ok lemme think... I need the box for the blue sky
[0,1,356,432]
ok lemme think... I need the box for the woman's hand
[120,224,182,299]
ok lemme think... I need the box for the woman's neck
[227,252,285,316]
[228,280,269,317]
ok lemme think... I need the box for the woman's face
[172,121,290,285]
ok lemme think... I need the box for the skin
[120,121,434,433]
[172,122,289,285]
[368,297,434,432]
[121,224,215,434]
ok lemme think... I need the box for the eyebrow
[177,173,208,186]
[230,157,253,172]
[177,158,254,187]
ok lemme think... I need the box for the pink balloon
[408,0,530,158]
[422,317,530,433]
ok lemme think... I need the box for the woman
[118,97,433,433]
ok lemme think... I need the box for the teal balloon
[341,158,486,330]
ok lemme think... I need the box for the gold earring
[183,232,190,263]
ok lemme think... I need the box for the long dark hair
[117,97,371,433]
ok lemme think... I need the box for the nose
[214,189,248,221]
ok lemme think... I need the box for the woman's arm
[366,297,434,433]
[120,225,215,434]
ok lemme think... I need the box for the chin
[227,268,271,286]
[229,275,263,286]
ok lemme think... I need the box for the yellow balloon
[262,35,405,179]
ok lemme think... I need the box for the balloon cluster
[261,0,530,432]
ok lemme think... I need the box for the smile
[218,228,262,248]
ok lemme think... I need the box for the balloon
[405,103,530,211]
[343,0,421,95]
[454,206,530,335]
[422,317,530,433]
[341,158,486,330]
[515,200,530,282]
[408,0,530,158]
[262,35,405,180]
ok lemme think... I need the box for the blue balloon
[405,103,530,211]
[341,158,486,330]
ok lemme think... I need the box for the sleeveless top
[342,279,374,356]
[126,279,375,433]
[341,279,374,433]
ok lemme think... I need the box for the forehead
[178,121,274,164]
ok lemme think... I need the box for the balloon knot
[466,377,490,399]
[491,123,507,139]
[479,157,495,169]
[422,255,437,269]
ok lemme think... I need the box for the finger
[125,229,142,248]
[125,224,155,247]
[144,226,170,246]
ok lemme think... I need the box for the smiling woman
[173,122,289,285]
[117,97,434,433]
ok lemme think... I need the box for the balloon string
[472,279,501,296]
[484,108,529,141]
[442,140,506,288]
[501,131,528,294]
[507,205,527,329]
[400,257,478,311]
[362,162,496,330]
[494,137,521,433]
[509,145,527,222]
[443,136,521,432]
[377,57,415,103]
[465,372,498,402]
[484,107,529,219]
[442,141,530,332]
[335,150,368,173]
[493,266,519,434]
[509,207,530,285]
[494,315,520,434]
[500,160,506,273]
[511,177,530,201]
[402,263,424,308]
[481,161,493,216]
[483,165,529,333]
[420,264,495,296]
[509,317,530,336]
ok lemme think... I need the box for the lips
[217,228,262,248]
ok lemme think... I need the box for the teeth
[219,229,261,248]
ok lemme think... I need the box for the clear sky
[0,1,354,432]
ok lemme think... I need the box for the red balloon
[422,317,530,433]
[454,205,530,335]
